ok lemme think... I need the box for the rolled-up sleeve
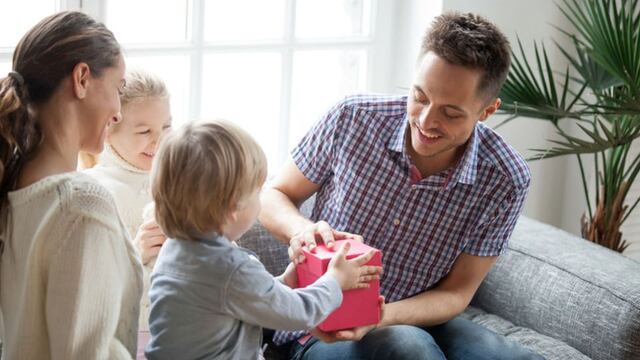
[464,183,530,256]
[291,102,349,185]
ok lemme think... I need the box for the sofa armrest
[471,216,640,360]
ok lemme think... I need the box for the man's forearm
[259,188,314,245]
[381,288,468,328]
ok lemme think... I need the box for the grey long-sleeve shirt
[145,235,342,360]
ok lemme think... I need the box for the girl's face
[107,97,172,171]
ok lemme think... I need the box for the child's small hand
[326,242,383,291]
[281,262,298,288]
[135,219,167,265]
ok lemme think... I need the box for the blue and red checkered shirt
[274,94,530,345]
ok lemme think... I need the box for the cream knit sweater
[84,145,154,332]
[84,144,151,239]
[0,172,142,359]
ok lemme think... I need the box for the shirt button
[393,219,400,226]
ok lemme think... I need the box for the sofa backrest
[472,217,640,360]
[239,199,640,360]
[237,198,315,275]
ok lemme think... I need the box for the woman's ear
[71,62,91,99]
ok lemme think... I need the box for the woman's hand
[134,219,167,265]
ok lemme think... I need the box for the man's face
[407,52,500,171]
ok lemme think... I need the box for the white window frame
[1,0,397,168]
[93,0,396,167]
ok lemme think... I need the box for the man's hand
[312,296,385,343]
[135,219,167,265]
[288,221,363,264]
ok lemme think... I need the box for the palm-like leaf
[528,116,640,160]
[500,0,640,158]
[559,0,640,106]
[554,36,622,92]
[498,39,586,126]
[499,0,640,248]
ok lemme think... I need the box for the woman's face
[107,97,172,171]
[80,54,126,154]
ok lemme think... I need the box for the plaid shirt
[274,94,530,345]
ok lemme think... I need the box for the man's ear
[479,97,501,122]
[71,62,91,100]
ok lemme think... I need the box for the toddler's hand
[281,262,298,288]
[135,219,167,265]
[326,242,383,291]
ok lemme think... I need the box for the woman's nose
[110,112,122,125]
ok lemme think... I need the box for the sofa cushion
[237,198,315,276]
[462,306,589,359]
[472,216,640,360]
[238,220,289,276]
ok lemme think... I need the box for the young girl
[0,12,141,358]
[83,70,171,340]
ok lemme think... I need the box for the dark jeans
[289,316,545,360]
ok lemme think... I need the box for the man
[260,12,542,360]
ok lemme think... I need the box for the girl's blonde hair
[119,69,169,107]
[77,69,169,169]
[151,120,267,241]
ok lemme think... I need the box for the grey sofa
[238,200,640,360]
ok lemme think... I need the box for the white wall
[382,0,588,235]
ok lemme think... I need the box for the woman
[0,11,142,359]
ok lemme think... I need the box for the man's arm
[329,252,497,342]
[260,158,364,264]
[259,157,319,245]
[382,253,497,327]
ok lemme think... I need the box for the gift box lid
[301,239,381,275]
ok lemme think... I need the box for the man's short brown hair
[421,12,511,100]
[151,120,267,240]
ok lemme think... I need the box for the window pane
[0,1,58,47]
[201,53,281,173]
[289,49,367,146]
[106,0,189,45]
[203,0,285,42]
[296,0,371,39]
[124,55,191,127]
[0,61,11,76]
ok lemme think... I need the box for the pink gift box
[296,239,382,332]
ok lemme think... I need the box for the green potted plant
[499,0,640,252]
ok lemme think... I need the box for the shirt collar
[445,124,478,187]
[99,143,148,174]
[387,117,479,187]
[386,114,408,153]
